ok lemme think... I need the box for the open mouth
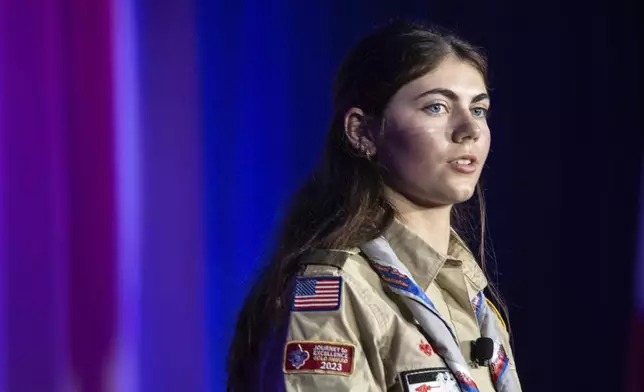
[448,155,477,174]
[453,158,472,165]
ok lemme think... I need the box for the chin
[405,186,477,208]
[439,184,477,205]
[393,180,479,208]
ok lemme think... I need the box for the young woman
[227,20,522,392]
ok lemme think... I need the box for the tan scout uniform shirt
[282,220,521,391]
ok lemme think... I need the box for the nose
[452,116,481,144]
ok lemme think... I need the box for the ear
[343,107,376,157]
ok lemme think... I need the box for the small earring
[360,142,373,159]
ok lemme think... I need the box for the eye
[471,107,489,118]
[423,103,447,115]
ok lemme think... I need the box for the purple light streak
[112,0,142,390]
[0,1,6,389]
[635,159,644,315]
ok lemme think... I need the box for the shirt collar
[382,219,488,292]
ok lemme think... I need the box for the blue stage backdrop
[196,2,438,388]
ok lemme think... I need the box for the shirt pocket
[391,367,461,392]
[384,319,452,390]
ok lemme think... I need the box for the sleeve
[282,267,386,391]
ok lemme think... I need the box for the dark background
[198,0,643,390]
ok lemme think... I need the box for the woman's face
[377,56,491,207]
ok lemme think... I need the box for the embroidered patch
[399,368,460,392]
[491,345,510,383]
[285,343,310,369]
[291,277,342,311]
[372,263,412,289]
[283,341,354,376]
[419,340,434,357]
[372,263,437,309]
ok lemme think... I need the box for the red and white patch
[283,341,355,376]
[419,340,434,357]
[399,368,460,392]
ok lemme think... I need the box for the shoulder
[297,248,383,293]
[284,250,390,387]
[293,248,390,326]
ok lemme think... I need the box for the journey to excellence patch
[283,341,355,376]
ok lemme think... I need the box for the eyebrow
[415,88,490,104]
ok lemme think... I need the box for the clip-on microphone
[471,337,494,366]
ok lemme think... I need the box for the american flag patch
[291,277,342,311]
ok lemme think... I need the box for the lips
[448,154,478,165]
[453,158,473,165]
[447,154,478,174]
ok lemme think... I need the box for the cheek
[479,129,491,162]
[382,109,450,156]
[380,125,446,171]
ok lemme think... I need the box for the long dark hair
[227,20,506,390]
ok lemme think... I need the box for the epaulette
[298,249,354,269]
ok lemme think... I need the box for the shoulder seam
[299,248,358,269]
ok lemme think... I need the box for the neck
[385,187,452,255]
